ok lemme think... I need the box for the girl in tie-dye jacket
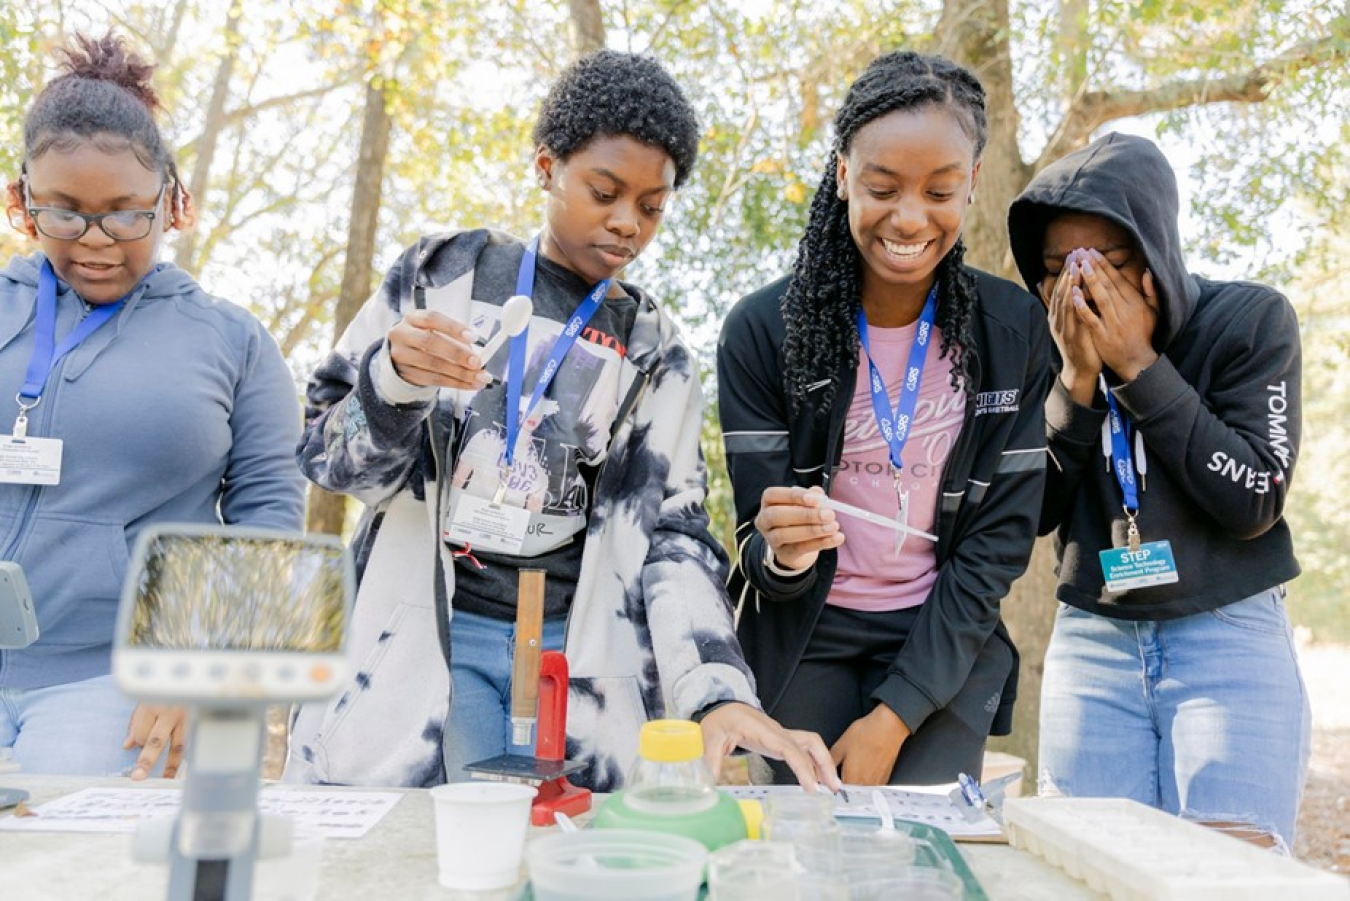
[285,51,835,793]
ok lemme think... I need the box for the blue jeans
[443,609,567,782]
[1039,588,1311,848]
[0,674,145,776]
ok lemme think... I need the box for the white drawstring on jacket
[1099,377,1148,491]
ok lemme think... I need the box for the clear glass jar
[623,719,717,816]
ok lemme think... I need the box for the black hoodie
[1008,133,1300,620]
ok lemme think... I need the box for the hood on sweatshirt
[1007,132,1199,349]
[1,251,198,304]
[0,252,207,368]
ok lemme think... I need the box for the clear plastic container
[1004,797,1350,901]
[624,719,717,815]
[526,828,708,901]
[707,839,799,900]
[837,822,917,884]
[761,792,842,875]
[849,866,963,900]
[592,720,747,850]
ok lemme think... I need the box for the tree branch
[1037,31,1349,171]
[177,78,357,159]
[568,0,606,55]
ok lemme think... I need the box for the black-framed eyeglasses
[23,180,166,242]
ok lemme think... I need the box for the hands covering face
[1040,248,1159,404]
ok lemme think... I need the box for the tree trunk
[934,0,1031,277]
[987,538,1059,776]
[937,0,1057,780]
[306,77,393,537]
[173,2,241,274]
[568,0,606,55]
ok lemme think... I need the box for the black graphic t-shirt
[447,240,637,620]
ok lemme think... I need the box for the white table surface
[0,775,1104,901]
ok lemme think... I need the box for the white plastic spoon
[552,811,603,869]
[476,294,533,363]
[872,788,895,834]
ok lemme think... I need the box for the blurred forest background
[3,0,1347,774]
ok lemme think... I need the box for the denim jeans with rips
[1038,587,1311,850]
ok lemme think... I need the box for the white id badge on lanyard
[443,488,530,555]
[6,261,127,487]
[0,435,63,485]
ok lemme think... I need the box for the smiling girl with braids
[719,50,1051,785]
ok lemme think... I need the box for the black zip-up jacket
[717,270,1051,737]
[1008,133,1301,620]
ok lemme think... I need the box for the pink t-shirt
[828,322,965,612]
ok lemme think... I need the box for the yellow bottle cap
[638,719,704,762]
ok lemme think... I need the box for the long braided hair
[781,51,988,413]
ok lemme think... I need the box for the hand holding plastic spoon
[477,294,533,362]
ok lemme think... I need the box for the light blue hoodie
[0,252,306,689]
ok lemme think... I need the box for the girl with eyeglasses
[0,33,305,779]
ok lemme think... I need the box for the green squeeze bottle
[592,719,749,852]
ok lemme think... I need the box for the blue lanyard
[1099,376,1140,514]
[15,261,125,424]
[856,284,939,474]
[502,237,609,469]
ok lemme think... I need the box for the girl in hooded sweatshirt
[1008,132,1309,850]
[0,33,305,778]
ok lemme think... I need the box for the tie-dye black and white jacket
[283,229,758,790]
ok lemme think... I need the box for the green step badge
[1100,540,1180,593]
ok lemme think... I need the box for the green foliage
[5,0,1349,636]
[0,8,42,262]
[1281,172,1350,640]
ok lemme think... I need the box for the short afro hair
[532,50,700,189]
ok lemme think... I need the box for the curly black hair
[781,50,988,414]
[532,49,699,189]
[8,32,183,229]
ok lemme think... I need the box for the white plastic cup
[430,782,537,890]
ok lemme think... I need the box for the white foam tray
[1002,797,1350,901]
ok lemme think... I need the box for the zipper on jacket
[0,348,66,682]
[560,368,650,648]
[933,349,983,565]
[820,363,857,494]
